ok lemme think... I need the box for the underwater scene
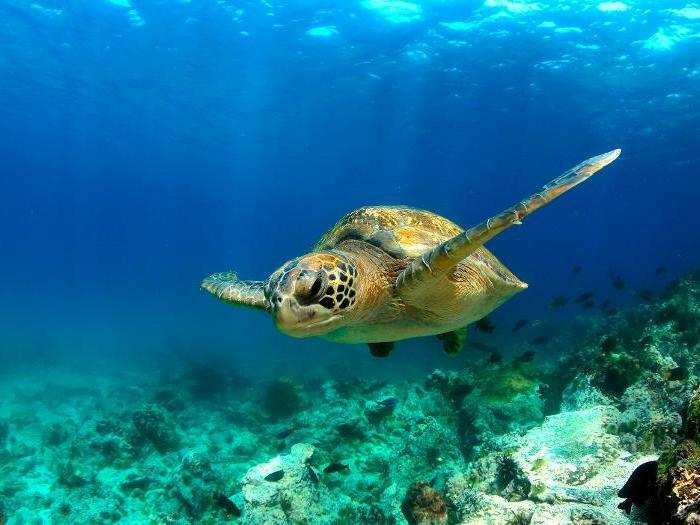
[1,0,700,523]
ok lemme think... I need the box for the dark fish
[213,492,241,517]
[467,340,498,353]
[655,266,667,276]
[530,336,549,346]
[451,382,474,398]
[323,462,350,474]
[600,299,612,310]
[638,335,653,347]
[549,296,568,309]
[516,350,536,363]
[662,367,688,381]
[617,461,658,514]
[475,317,495,333]
[307,466,319,484]
[572,265,582,274]
[609,272,626,291]
[512,319,527,333]
[275,427,294,440]
[265,470,285,482]
[581,299,595,309]
[574,292,594,304]
[600,336,617,355]
[603,307,618,316]
[378,397,398,409]
[120,477,156,491]
[636,289,655,302]
[336,422,365,439]
[487,352,503,364]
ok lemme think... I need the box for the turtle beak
[273,297,317,336]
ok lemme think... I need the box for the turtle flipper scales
[201,272,268,311]
[395,149,621,294]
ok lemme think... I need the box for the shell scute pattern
[315,206,463,259]
[316,206,525,290]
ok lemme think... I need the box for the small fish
[307,466,319,484]
[213,492,241,517]
[530,336,549,346]
[265,470,285,482]
[655,266,667,276]
[662,367,688,381]
[638,335,653,347]
[487,352,503,364]
[516,350,536,363]
[468,341,499,353]
[275,427,294,440]
[323,462,350,474]
[617,461,658,514]
[572,265,582,274]
[549,296,568,309]
[378,397,398,409]
[120,477,156,491]
[574,292,594,304]
[603,307,619,316]
[336,422,365,439]
[600,336,617,354]
[475,317,495,333]
[636,289,655,302]
[512,319,527,333]
[581,299,595,309]
[609,272,626,291]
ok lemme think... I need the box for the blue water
[1,0,698,378]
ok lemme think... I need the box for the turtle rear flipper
[202,272,269,311]
[436,327,467,355]
[395,149,621,294]
[368,342,394,358]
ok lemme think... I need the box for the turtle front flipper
[395,149,621,293]
[202,272,269,311]
[437,327,467,355]
[368,342,394,358]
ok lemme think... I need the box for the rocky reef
[0,272,698,523]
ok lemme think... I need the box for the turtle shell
[314,206,463,258]
[315,206,523,289]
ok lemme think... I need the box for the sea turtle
[202,149,620,357]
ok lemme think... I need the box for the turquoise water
[0,0,699,523]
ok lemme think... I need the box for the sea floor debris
[0,272,698,523]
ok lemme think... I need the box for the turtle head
[266,252,358,337]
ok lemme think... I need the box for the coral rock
[658,466,700,524]
[400,482,448,525]
[132,404,180,452]
[241,443,330,524]
[262,378,304,418]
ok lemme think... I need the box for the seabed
[1,273,699,524]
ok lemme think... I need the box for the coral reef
[0,271,697,523]
[651,386,700,524]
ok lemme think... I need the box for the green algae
[477,365,539,403]
[263,377,305,418]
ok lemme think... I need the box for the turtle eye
[309,275,322,298]
[294,272,324,305]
